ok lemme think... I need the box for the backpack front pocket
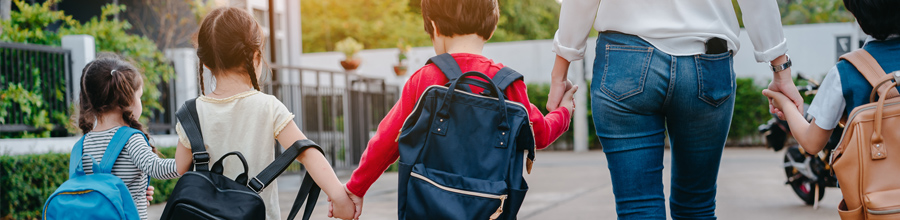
[406,167,508,220]
[865,189,900,220]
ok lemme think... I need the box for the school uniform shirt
[345,53,572,197]
[553,0,788,62]
[807,36,900,130]
[175,90,295,220]
[81,126,179,220]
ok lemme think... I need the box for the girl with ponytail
[76,55,180,219]
[172,7,357,220]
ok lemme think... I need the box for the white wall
[300,22,860,86]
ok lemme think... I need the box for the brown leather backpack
[832,49,900,219]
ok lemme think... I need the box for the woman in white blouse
[545,1,802,219]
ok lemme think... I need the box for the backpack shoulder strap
[97,127,144,174]
[426,53,464,81]
[492,67,524,91]
[175,98,210,171]
[249,139,324,220]
[840,49,900,99]
[68,136,87,178]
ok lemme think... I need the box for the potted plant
[393,39,412,76]
[336,37,363,71]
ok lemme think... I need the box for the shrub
[0,147,178,219]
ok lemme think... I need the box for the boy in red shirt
[333,0,577,217]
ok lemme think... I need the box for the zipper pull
[489,195,508,220]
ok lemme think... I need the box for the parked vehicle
[758,75,843,207]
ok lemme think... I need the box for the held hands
[328,185,363,219]
[762,89,798,115]
[547,79,576,113]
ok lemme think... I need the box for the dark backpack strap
[68,136,87,178]
[248,139,324,220]
[492,67,524,91]
[427,53,464,81]
[287,172,321,220]
[427,53,474,93]
[175,98,211,171]
[97,127,144,174]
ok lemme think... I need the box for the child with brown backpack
[763,0,900,218]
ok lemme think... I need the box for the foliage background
[0,147,179,220]
[1,0,175,137]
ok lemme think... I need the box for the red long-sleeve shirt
[345,53,571,197]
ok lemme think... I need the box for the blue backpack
[43,127,144,220]
[397,54,536,220]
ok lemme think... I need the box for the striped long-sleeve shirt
[81,126,179,220]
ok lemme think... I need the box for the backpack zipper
[410,172,507,220]
[869,208,900,215]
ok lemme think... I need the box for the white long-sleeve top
[552,0,788,63]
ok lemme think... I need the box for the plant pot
[340,58,362,71]
[393,65,408,76]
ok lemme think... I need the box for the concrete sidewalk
[149,148,843,219]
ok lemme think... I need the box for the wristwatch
[771,54,792,73]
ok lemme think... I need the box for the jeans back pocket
[695,52,735,107]
[600,45,653,101]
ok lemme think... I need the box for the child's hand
[329,186,363,219]
[328,192,356,220]
[547,79,574,111]
[558,85,579,116]
[146,185,154,201]
[762,89,797,114]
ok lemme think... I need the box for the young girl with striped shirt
[76,56,180,219]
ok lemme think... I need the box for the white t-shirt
[176,90,295,220]
[806,36,900,130]
[806,66,845,130]
[553,0,788,62]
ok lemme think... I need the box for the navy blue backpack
[397,54,536,220]
[43,127,144,220]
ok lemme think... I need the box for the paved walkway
[149,147,843,219]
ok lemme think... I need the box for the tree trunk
[1,0,11,21]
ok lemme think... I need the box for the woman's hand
[547,55,573,111]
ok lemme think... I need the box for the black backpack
[161,98,322,220]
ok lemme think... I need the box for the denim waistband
[598,31,655,49]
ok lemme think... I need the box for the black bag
[161,98,323,220]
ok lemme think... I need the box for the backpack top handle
[433,72,512,149]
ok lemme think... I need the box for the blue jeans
[591,32,735,220]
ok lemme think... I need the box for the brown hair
[421,0,499,40]
[195,7,266,94]
[77,56,154,150]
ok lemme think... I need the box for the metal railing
[264,66,400,169]
[0,42,72,136]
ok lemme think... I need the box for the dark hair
[77,56,154,151]
[195,7,266,95]
[844,0,900,41]
[421,0,499,40]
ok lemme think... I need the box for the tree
[301,0,562,53]
[2,0,175,135]
[779,0,854,25]
[124,0,199,50]
[301,0,430,53]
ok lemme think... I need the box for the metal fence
[264,66,400,169]
[0,42,72,136]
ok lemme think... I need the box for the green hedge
[1,147,179,220]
